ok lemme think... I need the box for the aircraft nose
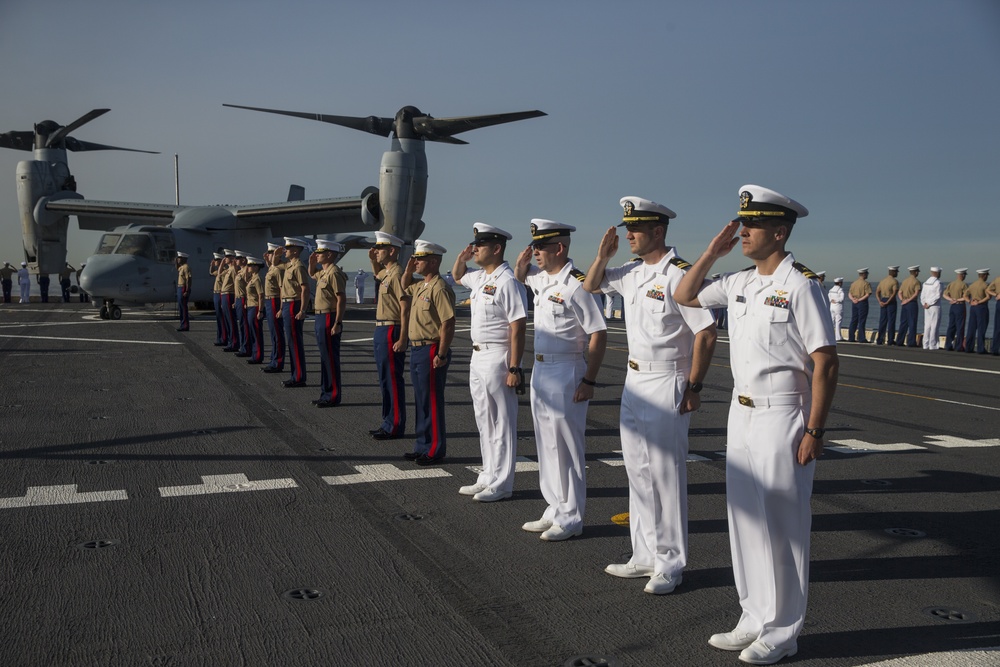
[80,255,151,299]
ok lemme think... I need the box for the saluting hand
[458,244,475,263]
[597,227,619,261]
[705,220,741,260]
[516,247,532,271]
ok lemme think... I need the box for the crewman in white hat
[920,267,943,349]
[875,266,900,345]
[514,219,607,542]
[965,269,991,353]
[17,261,30,303]
[675,184,838,665]
[244,257,266,364]
[400,239,455,464]
[943,269,969,351]
[847,268,872,342]
[279,237,311,387]
[895,266,922,347]
[210,252,226,345]
[368,231,408,440]
[828,278,845,341]
[175,251,192,332]
[583,196,716,594]
[0,262,16,303]
[261,242,287,373]
[452,222,528,502]
[309,240,347,407]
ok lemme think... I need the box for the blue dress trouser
[213,293,224,344]
[265,297,285,370]
[848,300,869,342]
[993,301,1000,355]
[176,286,189,330]
[221,293,237,347]
[234,297,248,354]
[877,300,897,344]
[895,301,918,346]
[314,313,342,404]
[283,301,307,383]
[374,324,406,436]
[965,304,988,353]
[410,344,449,459]
[945,304,966,351]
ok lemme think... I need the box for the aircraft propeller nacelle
[377,138,428,246]
[16,155,77,274]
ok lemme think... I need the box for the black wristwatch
[805,427,826,439]
[687,381,703,394]
[509,366,521,374]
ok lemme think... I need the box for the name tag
[736,295,746,303]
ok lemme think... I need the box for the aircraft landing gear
[100,300,121,320]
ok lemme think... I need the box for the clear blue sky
[1,0,998,279]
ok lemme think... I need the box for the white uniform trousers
[726,400,814,651]
[923,305,940,349]
[470,345,518,493]
[620,365,690,577]
[530,357,588,531]
[19,282,30,303]
[830,304,843,341]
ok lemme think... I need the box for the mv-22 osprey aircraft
[1,105,545,319]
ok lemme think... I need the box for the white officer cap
[858,268,869,273]
[266,242,280,252]
[736,185,808,222]
[223,249,236,257]
[373,231,404,248]
[834,277,844,283]
[977,268,990,274]
[284,236,308,248]
[212,252,223,259]
[247,256,264,266]
[530,218,576,242]
[907,265,920,271]
[930,266,941,273]
[955,268,968,274]
[710,273,721,279]
[888,265,899,271]
[176,251,189,258]
[816,270,827,278]
[471,223,513,244]
[316,239,345,253]
[412,239,446,257]
[618,196,676,227]
[21,261,27,267]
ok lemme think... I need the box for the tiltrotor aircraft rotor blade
[0,130,35,151]
[223,104,395,137]
[45,109,110,147]
[413,110,547,142]
[65,139,159,153]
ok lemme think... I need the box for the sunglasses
[532,241,561,251]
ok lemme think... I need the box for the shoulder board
[631,257,642,263]
[741,265,755,272]
[793,262,817,279]
[668,256,692,271]
[569,268,586,282]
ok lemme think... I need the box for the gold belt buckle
[535,353,544,362]
[473,345,481,352]
[738,395,755,408]
[628,360,639,371]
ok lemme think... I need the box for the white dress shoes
[473,488,511,502]
[604,563,654,579]
[643,572,682,594]
[458,483,487,496]
[539,523,582,541]
[708,629,758,651]
[521,518,553,533]
[739,640,797,665]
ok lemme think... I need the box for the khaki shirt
[246,272,264,308]
[849,278,871,300]
[264,259,286,298]
[988,277,1000,297]
[944,279,968,301]
[177,264,192,288]
[876,276,899,303]
[375,263,405,322]
[0,266,15,280]
[234,270,247,299]
[59,268,73,281]
[280,258,310,301]
[220,265,236,294]
[967,278,989,302]
[406,274,455,342]
[211,263,224,293]
[898,275,921,300]
[314,264,347,312]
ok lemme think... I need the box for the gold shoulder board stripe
[570,268,586,282]
[793,262,817,279]
[668,257,692,271]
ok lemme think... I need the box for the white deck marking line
[323,464,451,485]
[159,473,297,497]
[0,484,128,509]
[0,334,181,345]
[836,351,1000,376]
[828,439,926,453]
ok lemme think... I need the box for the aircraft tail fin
[287,185,305,202]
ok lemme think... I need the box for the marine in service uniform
[583,197,716,594]
[988,272,1000,355]
[59,263,75,302]
[209,253,226,345]
[875,266,900,345]
[309,240,347,407]
[943,268,968,351]
[828,277,845,341]
[0,262,15,303]
[76,263,89,302]
[921,267,943,350]
[847,269,871,342]
[37,273,50,302]
[175,252,192,332]
[675,185,838,666]
[17,262,30,303]
[400,240,456,465]
[964,269,991,354]
[278,237,311,387]
[514,219,607,542]
[368,232,408,440]
[244,257,266,365]
[233,251,250,356]
[452,223,528,503]
[262,243,287,373]
[895,265,922,347]
[219,250,238,351]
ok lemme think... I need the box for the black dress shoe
[415,455,444,466]
[315,400,338,408]
[176,327,189,332]
[246,360,263,365]
[369,427,384,435]
[213,342,226,346]
[261,367,282,373]
[402,451,420,460]
[282,381,307,388]
[311,399,323,404]
[373,429,400,441]
[223,347,237,352]
[235,352,250,358]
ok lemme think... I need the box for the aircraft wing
[42,198,180,231]
[233,195,375,236]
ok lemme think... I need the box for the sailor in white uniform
[514,219,607,542]
[452,223,528,502]
[583,196,716,594]
[675,185,838,665]
[921,266,943,349]
[17,262,30,303]
[828,277,845,341]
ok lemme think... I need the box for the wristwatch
[805,427,826,439]
[509,367,521,374]
[687,381,703,394]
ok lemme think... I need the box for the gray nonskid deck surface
[1,303,998,666]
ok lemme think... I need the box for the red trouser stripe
[290,301,303,382]
[428,342,440,457]
[387,325,401,431]
[326,313,339,401]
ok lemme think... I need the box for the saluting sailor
[368,232,408,440]
[219,250,239,350]
[921,267,943,350]
[453,223,528,502]
[514,219,607,542]
[965,269,991,354]
[847,268,871,343]
[400,240,456,465]
[875,266,900,345]
[583,197,716,593]
[17,262,30,304]
[278,237,311,387]
[0,262,15,303]
[244,257,266,364]
[895,265,922,347]
[209,252,226,345]
[175,252,192,332]
[309,240,347,407]
[675,185,838,665]
[828,277,845,341]
[262,243,287,373]
[943,268,968,351]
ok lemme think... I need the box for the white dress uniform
[828,281,845,341]
[462,258,528,495]
[601,249,713,580]
[17,265,30,303]
[697,252,835,652]
[525,259,606,534]
[354,270,366,304]
[921,269,943,349]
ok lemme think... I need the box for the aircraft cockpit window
[114,234,155,261]
[149,231,176,263]
[96,234,121,255]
